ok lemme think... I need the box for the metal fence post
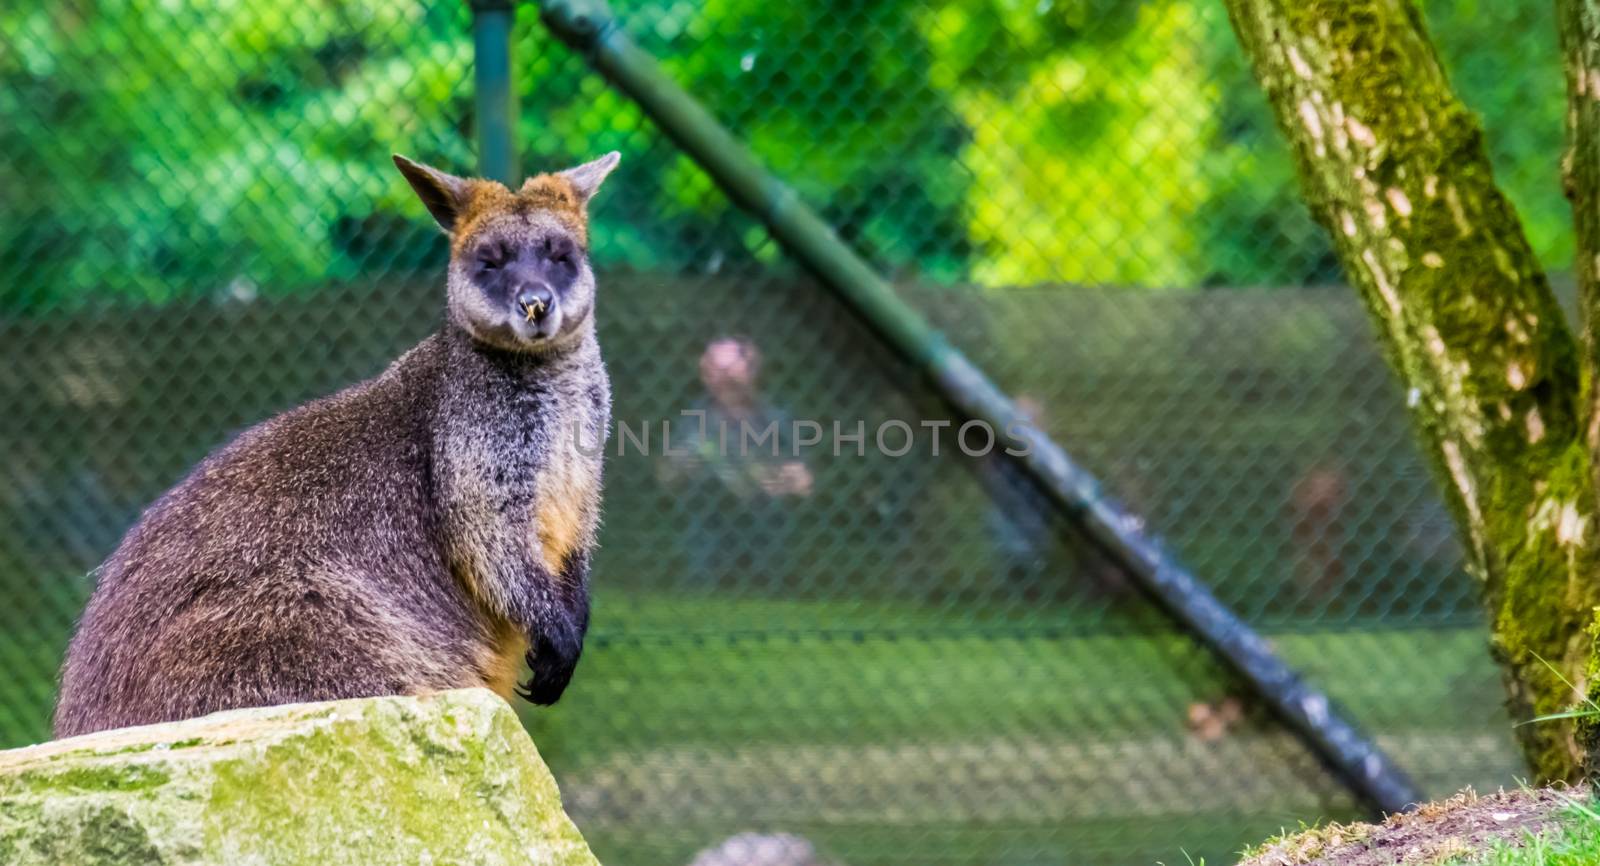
[470,0,519,184]
[532,0,1423,818]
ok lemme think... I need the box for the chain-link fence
[0,1,1567,864]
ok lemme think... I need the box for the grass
[1236,818,1376,864]
[0,591,1531,866]
[513,595,1524,866]
[591,811,1283,866]
[1237,788,1600,866]
[525,595,1515,765]
[1447,796,1600,865]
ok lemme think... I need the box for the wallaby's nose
[516,285,554,323]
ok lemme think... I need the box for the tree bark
[1559,0,1600,779]
[1224,0,1597,781]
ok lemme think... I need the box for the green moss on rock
[0,689,600,866]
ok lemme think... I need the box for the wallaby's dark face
[393,152,620,353]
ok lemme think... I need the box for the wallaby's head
[393,152,620,354]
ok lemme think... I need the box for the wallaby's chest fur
[433,333,609,698]
[437,334,606,573]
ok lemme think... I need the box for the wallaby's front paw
[517,628,583,705]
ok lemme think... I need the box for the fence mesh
[0,0,1565,863]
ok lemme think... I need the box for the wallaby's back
[54,339,492,737]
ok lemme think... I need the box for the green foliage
[0,0,1573,311]
[0,0,474,311]
[521,0,973,281]
[925,0,1217,288]
[1432,0,1571,272]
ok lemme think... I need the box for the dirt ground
[1238,787,1584,866]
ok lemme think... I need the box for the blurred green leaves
[0,0,1573,310]
[927,0,1213,288]
[0,0,473,311]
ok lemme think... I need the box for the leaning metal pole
[471,0,519,184]
[530,0,1422,817]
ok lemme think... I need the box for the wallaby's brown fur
[53,152,619,738]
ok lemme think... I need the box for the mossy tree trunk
[1560,0,1600,778]
[1224,0,1599,781]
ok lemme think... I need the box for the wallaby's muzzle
[517,285,554,323]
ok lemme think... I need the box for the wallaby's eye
[544,236,576,268]
[477,242,508,272]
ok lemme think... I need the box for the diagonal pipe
[528,0,1422,817]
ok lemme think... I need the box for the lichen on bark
[1224,0,1599,781]
[1560,0,1600,777]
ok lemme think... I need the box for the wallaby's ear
[554,151,621,204]
[393,154,469,233]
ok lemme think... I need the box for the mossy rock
[0,688,600,865]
